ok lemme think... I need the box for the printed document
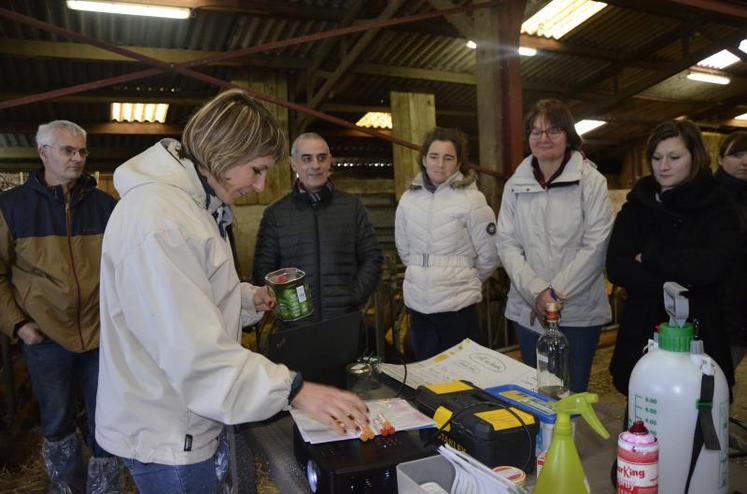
[380,338,536,391]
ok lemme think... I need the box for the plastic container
[533,392,610,494]
[346,362,374,399]
[264,267,313,321]
[628,282,729,494]
[485,384,562,456]
[492,465,526,486]
[628,330,729,493]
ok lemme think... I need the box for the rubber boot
[86,456,124,494]
[41,432,86,494]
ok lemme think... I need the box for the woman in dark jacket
[607,120,740,395]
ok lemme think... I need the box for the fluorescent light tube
[67,1,191,19]
[686,72,731,85]
[575,119,606,135]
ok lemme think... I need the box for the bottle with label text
[536,301,570,399]
[617,420,658,493]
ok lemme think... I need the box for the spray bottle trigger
[552,393,610,440]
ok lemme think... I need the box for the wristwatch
[288,371,304,404]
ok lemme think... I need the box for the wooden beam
[390,91,436,201]
[563,19,705,98]
[116,0,347,22]
[0,39,310,69]
[519,35,666,69]
[320,102,474,118]
[334,178,393,195]
[297,1,405,131]
[0,122,182,135]
[353,63,475,85]
[500,0,527,175]
[578,29,747,118]
[474,1,504,207]
[0,92,208,106]
[322,128,392,138]
[0,147,134,160]
[688,92,747,122]
[428,0,474,39]
[294,1,366,101]
[716,119,747,129]
[349,63,570,94]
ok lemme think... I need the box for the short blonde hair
[180,89,286,179]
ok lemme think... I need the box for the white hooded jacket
[395,170,499,314]
[496,150,613,329]
[95,140,293,465]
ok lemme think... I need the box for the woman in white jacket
[96,89,368,493]
[395,127,499,360]
[496,99,613,393]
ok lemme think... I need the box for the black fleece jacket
[606,171,740,394]
[252,183,382,324]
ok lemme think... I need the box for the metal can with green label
[264,267,313,321]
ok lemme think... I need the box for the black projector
[292,424,437,493]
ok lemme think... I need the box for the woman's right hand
[290,381,369,434]
[17,321,45,345]
[533,287,565,323]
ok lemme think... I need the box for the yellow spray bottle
[533,392,610,494]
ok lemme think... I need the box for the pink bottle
[617,420,658,493]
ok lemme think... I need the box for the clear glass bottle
[536,301,570,399]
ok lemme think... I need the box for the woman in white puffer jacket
[395,127,500,360]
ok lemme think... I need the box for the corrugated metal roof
[0,0,745,169]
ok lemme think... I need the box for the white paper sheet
[380,338,536,391]
[290,397,435,444]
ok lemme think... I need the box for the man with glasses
[0,120,121,492]
[253,132,382,328]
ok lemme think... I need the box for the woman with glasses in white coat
[496,99,614,393]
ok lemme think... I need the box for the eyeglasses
[43,144,89,158]
[528,127,565,140]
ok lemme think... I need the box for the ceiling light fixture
[355,112,392,129]
[734,112,747,121]
[111,102,169,123]
[686,71,731,85]
[697,40,747,70]
[575,119,606,135]
[466,40,477,49]
[66,1,191,19]
[518,46,538,57]
[521,0,607,39]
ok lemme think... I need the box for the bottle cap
[620,420,658,450]
[658,322,693,352]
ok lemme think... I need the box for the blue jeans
[408,304,480,361]
[123,431,228,494]
[21,338,110,457]
[514,322,601,393]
